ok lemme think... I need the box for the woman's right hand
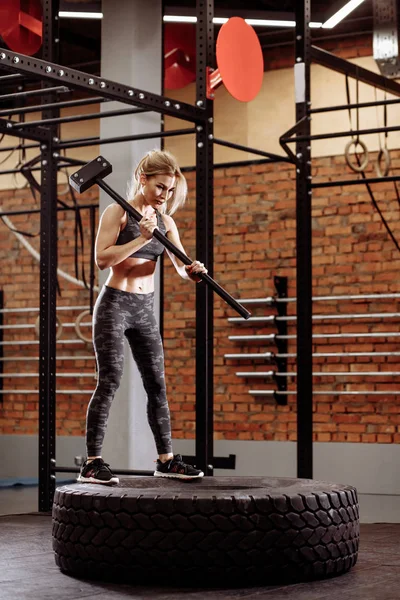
[139,213,158,240]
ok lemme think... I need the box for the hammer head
[69,156,112,193]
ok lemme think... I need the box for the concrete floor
[1,485,400,600]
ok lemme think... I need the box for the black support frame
[5,0,392,498]
[195,0,215,476]
[287,1,400,479]
[38,0,60,513]
[295,0,313,480]
[0,0,218,508]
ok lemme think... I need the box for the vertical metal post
[295,0,313,478]
[38,0,60,512]
[195,0,214,476]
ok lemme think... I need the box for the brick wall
[0,185,98,435]
[0,152,399,444]
[164,152,400,445]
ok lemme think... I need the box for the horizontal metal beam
[0,73,24,83]
[0,389,93,394]
[213,138,293,163]
[281,123,400,143]
[310,97,400,114]
[0,50,204,123]
[0,117,50,142]
[249,390,400,396]
[225,351,400,359]
[0,96,108,118]
[0,85,68,102]
[237,370,400,377]
[229,332,400,341]
[311,45,400,98]
[275,293,400,303]
[229,312,400,323]
[312,175,400,188]
[10,107,148,128]
[57,128,196,150]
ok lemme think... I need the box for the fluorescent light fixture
[322,0,365,28]
[164,15,323,28]
[58,11,103,19]
[163,15,197,23]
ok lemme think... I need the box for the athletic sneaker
[77,458,119,485]
[154,454,204,480]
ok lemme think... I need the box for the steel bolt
[164,101,171,107]
[296,57,302,62]
[58,69,64,76]
[208,134,213,140]
[296,153,303,159]
[139,93,145,99]
[103,163,107,167]
[196,100,203,107]
[45,66,52,73]
[74,173,78,178]
[53,137,59,143]
[88,78,94,85]
[174,103,180,109]
[208,117,213,123]
[196,126,203,132]
[128,90,134,96]
[53,152,59,158]
[100,81,106,88]
[6,122,12,129]
[97,157,102,162]
[79,178,84,183]
[197,142,204,148]
[42,160,47,166]
[13,57,20,64]
[0,53,6,60]
[41,144,47,150]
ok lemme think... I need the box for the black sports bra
[115,210,167,261]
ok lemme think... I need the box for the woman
[78,150,207,485]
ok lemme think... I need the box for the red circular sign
[216,17,264,102]
[0,0,43,56]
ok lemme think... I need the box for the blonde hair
[128,149,187,215]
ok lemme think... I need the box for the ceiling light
[58,11,103,19]
[164,16,322,28]
[322,0,365,28]
[163,16,197,23]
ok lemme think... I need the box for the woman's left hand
[185,260,208,282]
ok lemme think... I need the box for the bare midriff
[105,256,158,294]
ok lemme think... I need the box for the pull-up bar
[69,156,251,320]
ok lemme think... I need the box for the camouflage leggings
[86,285,172,456]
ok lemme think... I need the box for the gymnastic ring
[344,139,369,173]
[375,147,391,178]
[74,309,92,344]
[34,315,63,340]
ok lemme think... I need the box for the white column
[99,0,162,470]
